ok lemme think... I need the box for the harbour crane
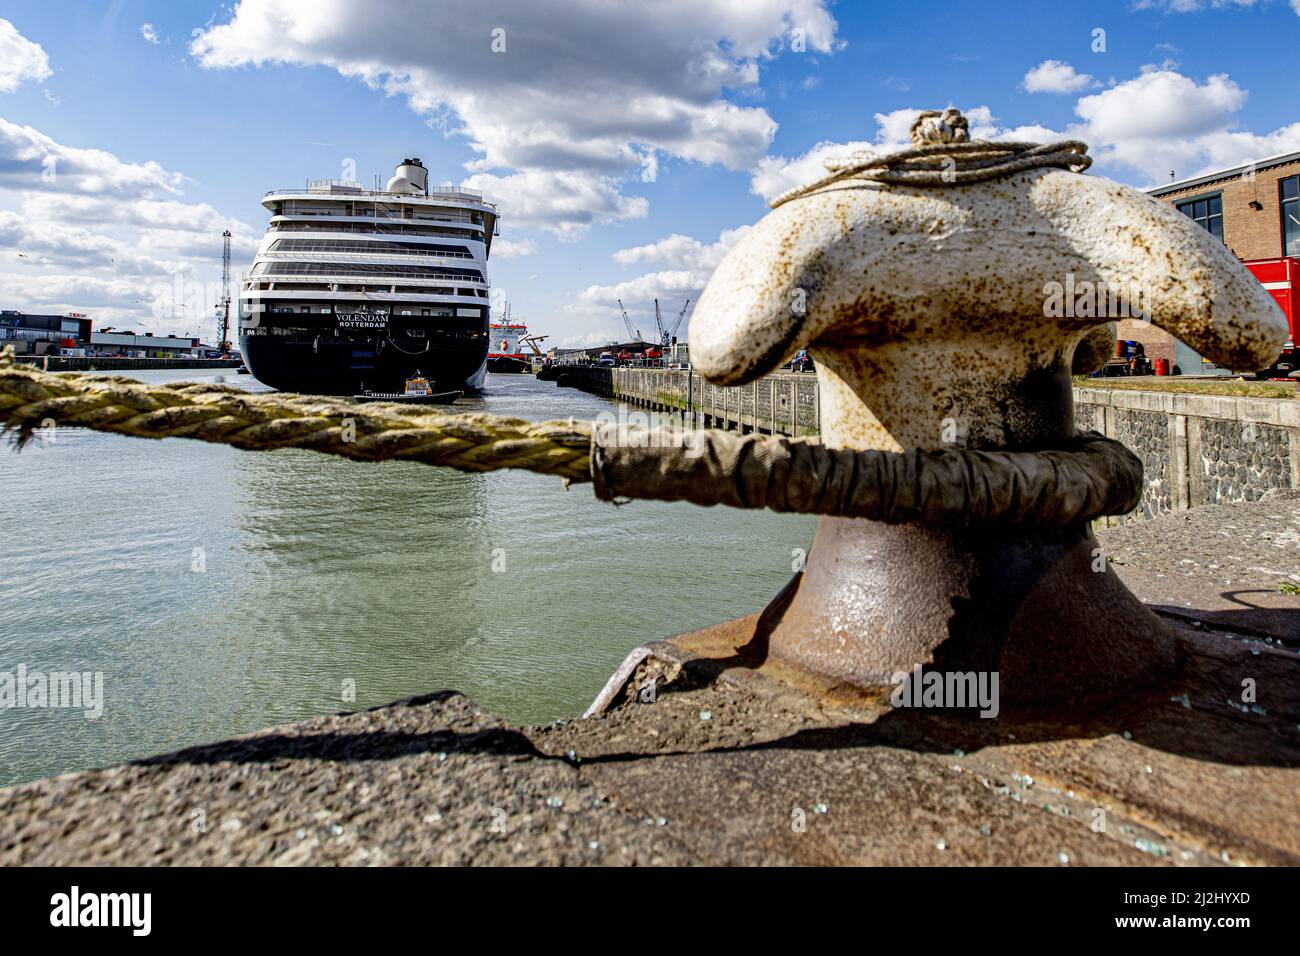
[520,333,549,356]
[215,229,232,353]
[668,299,690,344]
[654,299,668,347]
[617,299,642,342]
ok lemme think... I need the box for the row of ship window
[269,306,476,316]
[271,222,484,240]
[266,238,476,258]
[250,261,485,281]
[277,203,483,225]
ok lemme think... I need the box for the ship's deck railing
[264,183,489,204]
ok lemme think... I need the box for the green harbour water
[0,368,815,787]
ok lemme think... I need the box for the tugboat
[238,158,498,397]
[353,371,461,405]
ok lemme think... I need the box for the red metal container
[1153,357,1170,376]
[1243,256,1298,375]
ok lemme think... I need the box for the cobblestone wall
[1074,402,1103,436]
[1075,386,1300,520]
[1196,418,1294,504]
[1112,408,1173,518]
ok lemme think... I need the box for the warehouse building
[1135,150,1300,373]
[0,311,92,354]
[0,310,203,357]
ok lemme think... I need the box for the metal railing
[264,184,488,203]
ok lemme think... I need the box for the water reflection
[0,369,815,786]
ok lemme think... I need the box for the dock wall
[12,356,242,372]
[553,366,1300,518]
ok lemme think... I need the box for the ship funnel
[386,157,429,195]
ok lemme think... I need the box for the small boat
[236,365,251,375]
[352,372,461,405]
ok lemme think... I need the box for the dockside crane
[668,299,690,344]
[216,229,232,353]
[617,299,642,342]
[654,299,669,347]
[520,334,549,356]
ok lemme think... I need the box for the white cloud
[751,106,1064,201]
[0,117,186,195]
[0,120,257,336]
[751,139,877,201]
[554,327,628,350]
[1069,68,1288,178]
[1133,0,1259,11]
[0,19,52,93]
[491,237,538,258]
[581,269,700,307]
[191,0,841,235]
[612,227,751,273]
[464,169,647,239]
[580,224,751,334]
[1023,59,1095,94]
[1075,69,1246,143]
[140,23,160,45]
[752,63,1300,198]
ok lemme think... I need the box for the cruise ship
[238,159,498,397]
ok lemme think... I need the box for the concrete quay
[0,494,1295,866]
[10,356,242,372]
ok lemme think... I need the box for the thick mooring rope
[0,353,592,480]
[0,352,1143,525]
[770,107,1091,208]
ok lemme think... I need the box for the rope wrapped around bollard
[590,425,1140,527]
[0,352,1142,525]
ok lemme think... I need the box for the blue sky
[1,0,1298,346]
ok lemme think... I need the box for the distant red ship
[487,320,530,373]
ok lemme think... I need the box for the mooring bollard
[683,109,1288,711]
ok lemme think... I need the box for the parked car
[788,350,813,372]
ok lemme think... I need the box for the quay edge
[10,355,243,373]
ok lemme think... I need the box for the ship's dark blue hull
[239,331,487,396]
[486,355,530,374]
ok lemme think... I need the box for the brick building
[1128,150,1300,372]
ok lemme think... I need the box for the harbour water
[0,368,815,787]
